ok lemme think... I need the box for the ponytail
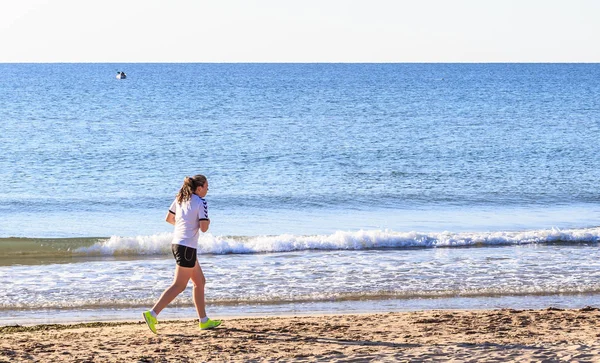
[176,175,207,203]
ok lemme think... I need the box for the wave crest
[75,227,600,256]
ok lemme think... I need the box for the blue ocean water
[1,64,600,324]
[2,63,600,237]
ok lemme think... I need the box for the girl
[143,175,221,333]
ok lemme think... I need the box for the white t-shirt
[168,194,209,248]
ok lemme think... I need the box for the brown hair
[176,175,207,203]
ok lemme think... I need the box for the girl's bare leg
[152,265,193,315]
[190,261,207,319]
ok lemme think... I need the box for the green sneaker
[143,311,158,334]
[199,318,222,330]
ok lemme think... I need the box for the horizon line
[2,61,600,64]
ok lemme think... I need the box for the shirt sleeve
[168,199,177,215]
[199,198,209,221]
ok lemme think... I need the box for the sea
[1,63,599,326]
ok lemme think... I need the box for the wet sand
[1,307,599,362]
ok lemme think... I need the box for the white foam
[75,227,600,256]
[75,232,173,255]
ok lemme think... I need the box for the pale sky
[1,0,599,62]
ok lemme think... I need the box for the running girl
[143,175,221,333]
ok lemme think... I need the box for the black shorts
[171,244,197,268]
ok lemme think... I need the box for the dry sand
[1,307,599,362]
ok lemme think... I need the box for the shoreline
[4,292,600,327]
[2,308,600,362]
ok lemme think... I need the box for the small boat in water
[116,71,127,79]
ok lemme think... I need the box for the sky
[1,0,599,62]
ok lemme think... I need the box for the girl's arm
[199,198,209,232]
[165,212,176,225]
[199,219,210,233]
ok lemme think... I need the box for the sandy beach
[1,307,599,362]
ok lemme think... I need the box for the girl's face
[195,181,209,198]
